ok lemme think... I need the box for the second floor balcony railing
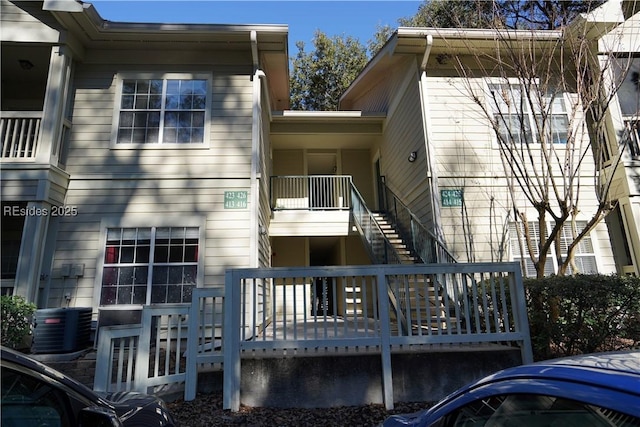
[270,175,352,210]
[1,112,42,159]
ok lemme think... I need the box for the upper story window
[488,82,569,145]
[114,74,210,146]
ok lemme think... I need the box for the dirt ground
[167,392,432,427]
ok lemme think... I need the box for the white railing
[94,264,531,410]
[94,304,190,394]
[222,262,532,411]
[270,175,352,210]
[1,112,41,159]
[185,288,225,400]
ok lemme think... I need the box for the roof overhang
[341,0,625,108]
[41,0,290,109]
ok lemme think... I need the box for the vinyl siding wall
[380,60,434,230]
[45,48,258,310]
[426,75,616,272]
[0,0,61,43]
[258,84,273,268]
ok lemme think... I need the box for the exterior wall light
[408,151,417,162]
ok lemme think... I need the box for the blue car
[383,350,640,427]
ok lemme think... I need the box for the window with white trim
[488,82,569,145]
[116,77,208,144]
[101,227,198,305]
[510,221,598,277]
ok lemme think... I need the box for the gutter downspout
[418,35,444,243]
[250,31,266,268]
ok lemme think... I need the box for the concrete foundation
[240,346,523,408]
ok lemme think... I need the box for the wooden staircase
[346,212,457,334]
[371,212,419,263]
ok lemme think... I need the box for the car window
[443,393,640,427]
[1,366,72,427]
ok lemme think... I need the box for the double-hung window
[488,82,569,145]
[510,220,598,277]
[115,75,209,145]
[101,227,199,305]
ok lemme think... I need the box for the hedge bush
[1,294,36,349]
[525,274,640,361]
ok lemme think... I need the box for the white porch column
[35,45,72,165]
[14,201,50,303]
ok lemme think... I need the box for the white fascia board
[397,26,563,42]
[43,0,84,12]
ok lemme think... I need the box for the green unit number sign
[441,189,463,207]
[224,191,248,209]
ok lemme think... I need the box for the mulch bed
[168,393,432,426]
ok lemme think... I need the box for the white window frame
[485,79,571,146]
[510,220,599,277]
[94,216,205,308]
[110,72,212,149]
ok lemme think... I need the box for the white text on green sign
[441,189,463,207]
[224,191,248,209]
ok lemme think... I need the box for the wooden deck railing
[94,304,190,394]
[1,112,41,159]
[223,262,532,411]
[95,263,531,411]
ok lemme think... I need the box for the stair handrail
[381,179,457,264]
[350,180,402,265]
[350,180,410,333]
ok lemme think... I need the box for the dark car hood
[102,391,176,426]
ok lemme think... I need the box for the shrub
[525,274,640,361]
[1,294,36,349]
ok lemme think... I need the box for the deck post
[185,289,200,401]
[377,267,395,410]
[510,266,533,364]
[223,270,241,411]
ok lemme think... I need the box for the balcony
[269,175,352,236]
[1,112,41,159]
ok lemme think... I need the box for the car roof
[543,350,640,374]
[478,350,640,390]
[443,350,640,403]
[1,346,107,406]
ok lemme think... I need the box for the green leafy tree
[398,0,496,28]
[396,0,604,30]
[290,30,368,111]
[500,0,605,30]
[367,23,395,57]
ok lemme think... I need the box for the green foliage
[525,275,640,361]
[367,24,395,58]
[290,30,368,111]
[1,295,36,349]
[398,0,495,28]
[397,0,603,30]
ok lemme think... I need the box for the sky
[88,1,423,55]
